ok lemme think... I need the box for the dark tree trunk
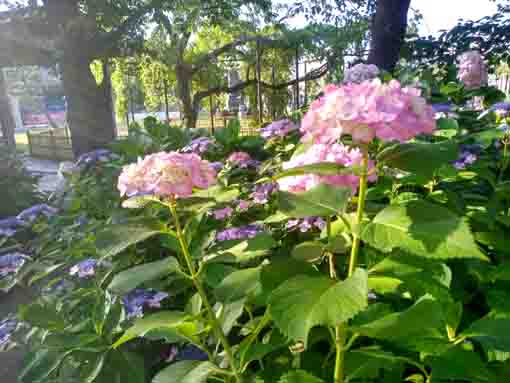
[60,51,116,156]
[0,69,16,150]
[367,0,412,73]
[176,63,197,129]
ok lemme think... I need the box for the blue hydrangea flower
[17,204,58,223]
[260,119,298,139]
[216,224,264,242]
[479,102,510,119]
[0,253,27,278]
[210,162,224,172]
[163,344,209,363]
[181,137,214,154]
[0,217,25,237]
[452,144,482,170]
[432,103,454,114]
[0,318,18,348]
[122,289,168,319]
[69,259,97,278]
[251,183,278,204]
[76,149,114,167]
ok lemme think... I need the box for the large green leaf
[429,347,494,383]
[362,200,488,260]
[207,234,276,263]
[345,347,407,382]
[278,370,324,383]
[108,257,181,295]
[377,141,458,180]
[112,311,189,348]
[96,219,164,259]
[19,349,71,383]
[353,296,445,348]
[152,361,217,383]
[278,184,352,218]
[215,267,262,303]
[274,162,359,180]
[462,316,510,351]
[269,269,368,347]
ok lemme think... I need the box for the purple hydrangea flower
[122,289,168,319]
[69,259,98,278]
[209,207,234,220]
[479,102,510,119]
[286,217,326,232]
[17,204,58,223]
[0,217,25,237]
[181,137,214,154]
[452,144,482,170]
[0,253,27,278]
[76,149,114,167]
[237,199,251,211]
[260,119,298,139]
[432,103,454,113]
[210,162,224,172]
[216,224,264,242]
[0,318,18,348]
[227,152,260,169]
[251,183,278,204]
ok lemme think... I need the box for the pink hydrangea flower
[210,207,234,220]
[237,200,251,211]
[343,63,380,84]
[118,152,217,198]
[228,151,252,164]
[457,51,488,90]
[301,79,436,144]
[278,143,377,193]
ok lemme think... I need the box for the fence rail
[26,116,261,161]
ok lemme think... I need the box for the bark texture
[0,69,16,150]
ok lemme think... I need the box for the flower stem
[333,149,370,383]
[169,203,242,383]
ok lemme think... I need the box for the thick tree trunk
[367,0,412,73]
[60,52,116,156]
[176,63,197,129]
[0,69,16,150]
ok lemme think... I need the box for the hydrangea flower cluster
[209,162,224,172]
[251,183,278,204]
[181,137,215,154]
[118,151,217,198]
[432,103,454,114]
[260,119,298,139]
[227,152,260,169]
[0,318,18,348]
[122,288,169,319]
[216,224,264,242]
[343,63,380,84]
[237,199,251,211]
[0,253,27,278]
[278,143,377,193]
[76,149,115,168]
[479,102,510,119]
[0,217,25,237]
[301,79,436,144]
[452,144,482,170]
[287,217,326,232]
[209,207,234,220]
[163,344,209,363]
[17,204,58,223]
[69,258,111,278]
[457,51,488,89]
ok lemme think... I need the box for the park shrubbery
[3,58,510,383]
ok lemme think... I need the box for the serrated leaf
[269,269,368,347]
[429,347,494,383]
[152,361,217,383]
[112,311,188,348]
[108,257,181,295]
[96,219,163,259]
[362,200,488,260]
[292,241,324,262]
[462,316,510,351]
[377,141,458,180]
[215,267,261,303]
[278,184,352,218]
[278,370,324,383]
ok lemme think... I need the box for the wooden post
[295,44,300,110]
[256,40,263,124]
[209,95,215,134]
[164,79,170,122]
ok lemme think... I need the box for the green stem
[499,141,509,183]
[348,150,369,277]
[169,203,242,383]
[334,149,370,383]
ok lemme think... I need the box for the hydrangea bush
[5,55,510,383]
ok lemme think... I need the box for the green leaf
[79,352,107,383]
[18,303,65,330]
[19,349,71,383]
[269,269,368,347]
[345,347,407,382]
[292,242,324,263]
[437,117,459,131]
[96,219,163,259]
[112,311,188,348]
[429,347,494,383]
[108,257,181,295]
[362,200,488,260]
[152,361,217,383]
[219,299,245,335]
[208,234,276,263]
[377,141,458,180]
[278,370,324,383]
[215,267,262,303]
[462,316,510,351]
[353,296,444,345]
[122,195,161,209]
[278,184,352,218]
[274,162,358,180]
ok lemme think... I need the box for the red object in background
[22,111,66,127]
